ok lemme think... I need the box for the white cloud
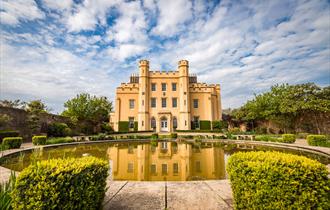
[0,0,44,25]
[66,0,119,32]
[42,0,73,11]
[107,44,147,61]
[151,0,193,36]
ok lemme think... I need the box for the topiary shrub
[227,151,329,210]
[11,157,109,210]
[307,135,329,147]
[32,135,47,145]
[0,130,19,142]
[2,137,23,149]
[118,121,129,132]
[200,120,211,130]
[280,134,296,143]
[151,133,158,140]
[170,133,178,139]
[47,122,71,137]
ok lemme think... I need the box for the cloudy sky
[1,0,329,113]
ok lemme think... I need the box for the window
[193,99,198,108]
[173,117,177,129]
[161,98,166,108]
[128,163,133,173]
[195,161,201,172]
[161,83,166,91]
[151,164,156,174]
[129,99,135,109]
[193,116,200,129]
[151,98,156,108]
[172,98,177,108]
[173,163,179,174]
[151,117,156,129]
[162,164,167,175]
[151,83,156,91]
[129,117,134,129]
[161,142,168,150]
[172,83,177,91]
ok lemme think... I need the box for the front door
[160,119,168,132]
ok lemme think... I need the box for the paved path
[102,180,233,210]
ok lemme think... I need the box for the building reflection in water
[107,141,226,181]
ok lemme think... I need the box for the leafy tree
[62,93,112,134]
[0,99,26,109]
[25,100,50,134]
[0,114,12,127]
[233,83,330,134]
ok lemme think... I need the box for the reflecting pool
[1,140,329,181]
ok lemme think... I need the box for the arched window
[151,117,156,129]
[173,117,177,130]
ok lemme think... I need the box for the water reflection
[107,141,226,181]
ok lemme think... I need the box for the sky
[0,0,329,114]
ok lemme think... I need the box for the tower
[138,60,149,131]
[178,60,191,130]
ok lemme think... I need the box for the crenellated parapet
[116,83,139,93]
[189,83,220,93]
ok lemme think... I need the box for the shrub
[254,135,278,142]
[200,121,211,130]
[46,137,74,145]
[2,137,23,149]
[101,123,113,133]
[307,135,329,147]
[32,135,47,145]
[280,134,296,143]
[227,151,329,209]
[47,122,71,137]
[134,122,138,132]
[11,157,109,210]
[170,133,178,139]
[228,127,240,134]
[118,121,129,132]
[0,130,19,142]
[212,120,228,130]
[151,133,158,140]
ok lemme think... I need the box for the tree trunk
[313,112,321,134]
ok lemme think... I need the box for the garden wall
[0,107,70,141]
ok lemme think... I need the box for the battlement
[139,60,149,67]
[178,60,189,67]
[189,82,220,92]
[149,71,179,77]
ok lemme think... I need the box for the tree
[25,100,50,134]
[0,99,26,109]
[233,83,330,134]
[62,93,112,134]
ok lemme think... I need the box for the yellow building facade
[111,60,222,132]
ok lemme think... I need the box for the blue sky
[1,0,329,114]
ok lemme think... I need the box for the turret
[138,59,149,131]
[178,60,191,130]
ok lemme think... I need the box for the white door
[160,119,168,132]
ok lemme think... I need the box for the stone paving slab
[204,180,234,208]
[167,181,232,210]
[103,181,165,210]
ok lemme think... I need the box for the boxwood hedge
[280,134,296,143]
[307,135,329,147]
[2,137,22,149]
[32,135,47,145]
[227,151,329,210]
[11,156,109,210]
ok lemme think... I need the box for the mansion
[110,60,222,132]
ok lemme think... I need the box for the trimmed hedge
[200,120,211,130]
[32,136,47,145]
[280,134,296,143]
[134,121,138,132]
[118,121,129,132]
[307,135,329,147]
[2,137,22,149]
[151,133,158,140]
[170,133,178,138]
[46,137,74,145]
[227,151,329,209]
[0,130,19,142]
[254,135,278,142]
[11,157,109,209]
